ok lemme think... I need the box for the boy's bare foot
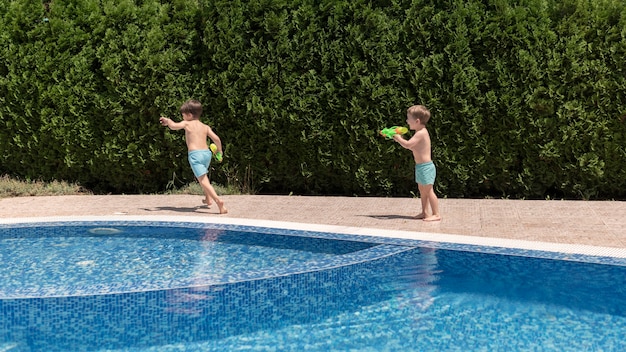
[424,215,441,222]
[202,198,212,208]
[215,200,228,214]
[413,213,426,220]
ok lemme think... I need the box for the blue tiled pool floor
[1,217,626,351]
[0,221,409,298]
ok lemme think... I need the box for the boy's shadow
[362,214,417,220]
[142,206,209,213]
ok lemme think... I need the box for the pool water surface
[1,220,626,351]
[1,224,378,297]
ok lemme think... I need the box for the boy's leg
[414,183,429,219]
[202,194,213,208]
[197,174,228,214]
[189,151,213,207]
[422,184,441,222]
[198,176,213,208]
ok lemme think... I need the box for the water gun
[209,143,223,162]
[379,126,408,139]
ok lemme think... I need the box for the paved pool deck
[1,194,625,249]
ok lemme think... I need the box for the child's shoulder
[184,119,205,130]
[190,119,209,126]
[196,120,214,134]
[413,127,428,136]
[192,118,209,126]
[199,120,212,130]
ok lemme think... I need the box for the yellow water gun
[209,143,223,162]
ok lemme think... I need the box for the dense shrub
[0,0,201,192]
[0,0,624,198]
[200,0,412,195]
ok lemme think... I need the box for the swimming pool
[1,217,626,351]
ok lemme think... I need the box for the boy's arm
[206,126,223,152]
[159,117,186,131]
[393,133,420,150]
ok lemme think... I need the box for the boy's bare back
[182,120,214,151]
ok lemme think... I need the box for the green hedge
[1,0,625,198]
[0,0,200,192]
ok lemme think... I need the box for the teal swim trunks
[415,161,436,185]
[188,149,212,178]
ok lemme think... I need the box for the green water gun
[209,143,223,162]
[379,126,408,139]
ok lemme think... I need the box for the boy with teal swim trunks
[393,105,441,221]
[160,100,228,214]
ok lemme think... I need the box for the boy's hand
[159,117,169,126]
[210,143,223,162]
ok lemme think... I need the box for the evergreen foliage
[0,0,624,198]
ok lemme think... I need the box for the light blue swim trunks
[415,161,436,185]
[188,149,212,178]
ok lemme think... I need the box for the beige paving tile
[1,195,624,249]
[609,225,626,238]
[548,224,620,246]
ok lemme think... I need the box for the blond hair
[407,105,431,124]
[180,99,203,119]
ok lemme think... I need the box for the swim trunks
[188,149,212,178]
[415,161,436,185]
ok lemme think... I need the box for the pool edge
[2,215,626,261]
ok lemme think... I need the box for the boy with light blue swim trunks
[160,100,228,214]
[393,105,441,221]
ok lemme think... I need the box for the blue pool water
[1,221,626,351]
[0,224,376,297]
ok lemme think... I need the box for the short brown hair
[180,99,203,119]
[407,105,431,124]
